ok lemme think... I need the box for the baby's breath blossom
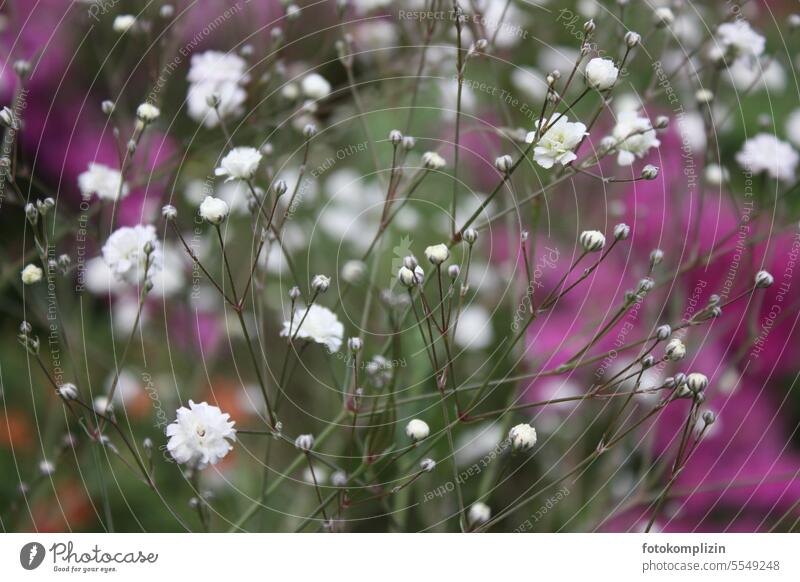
[301,73,332,100]
[78,162,128,201]
[199,196,229,225]
[405,419,430,442]
[468,502,491,525]
[420,458,436,472]
[526,115,587,169]
[112,15,136,34]
[311,274,331,294]
[422,151,446,170]
[102,224,161,284]
[611,111,660,166]
[424,243,450,265]
[136,102,160,123]
[166,400,236,467]
[508,423,537,452]
[735,134,798,183]
[21,264,43,285]
[215,147,263,182]
[717,20,765,61]
[584,57,619,91]
[186,51,250,127]
[281,304,344,352]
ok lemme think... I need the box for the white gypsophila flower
[717,20,765,61]
[186,51,250,128]
[39,460,56,476]
[725,58,785,93]
[101,224,162,284]
[187,81,247,128]
[405,419,430,441]
[136,102,160,123]
[112,14,136,33]
[93,396,112,416]
[78,162,129,201]
[787,108,800,148]
[755,270,774,288]
[424,243,450,265]
[736,133,799,182]
[611,111,660,166]
[199,196,230,225]
[422,151,446,170]
[301,73,332,100]
[215,147,263,182]
[526,115,587,169]
[508,423,537,452]
[468,502,491,525]
[705,164,729,185]
[584,57,619,91]
[21,264,43,285]
[166,400,237,467]
[454,305,493,350]
[187,50,250,86]
[281,304,344,352]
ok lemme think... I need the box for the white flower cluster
[281,304,344,352]
[187,51,250,128]
[101,224,162,285]
[78,163,128,201]
[166,400,237,467]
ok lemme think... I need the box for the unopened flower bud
[311,274,331,294]
[508,423,537,452]
[686,372,708,393]
[348,337,362,353]
[389,129,403,146]
[468,502,491,525]
[463,228,479,245]
[447,265,460,279]
[702,410,716,425]
[424,243,450,265]
[579,230,606,252]
[641,165,659,180]
[665,338,686,361]
[494,154,513,173]
[754,270,774,289]
[650,249,664,267]
[624,31,641,48]
[58,383,78,400]
[655,324,672,340]
[613,223,630,241]
[420,458,436,472]
[162,204,177,221]
[289,286,301,300]
[406,419,430,441]
[294,433,315,451]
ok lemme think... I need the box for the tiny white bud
[161,204,177,221]
[641,165,659,180]
[702,410,716,425]
[112,15,137,34]
[654,115,669,130]
[650,249,664,266]
[39,460,56,476]
[664,338,686,362]
[21,264,43,285]
[295,433,315,451]
[136,102,160,123]
[613,223,630,240]
[424,243,450,265]
[398,265,425,287]
[754,270,774,289]
[468,502,491,525]
[579,230,605,252]
[406,419,430,441]
[311,274,331,294]
[624,31,641,48]
[494,154,513,173]
[57,383,78,400]
[655,324,672,340]
[289,286,301,300]
[695,89,714,104]
[93,396,112,416]
[402,136,416,150]
[421,151,446,170]
[303,123,317,138]
[341,260,366,284]
[420,458,436,472]
[653,7,674,27]
[389,129,403,145]
[462,228,479,245]
[348,337,363,352]
[508,423,537,452]
[686,372,708,393]
[447,265,460,279]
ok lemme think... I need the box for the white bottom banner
[1,533,797,580]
